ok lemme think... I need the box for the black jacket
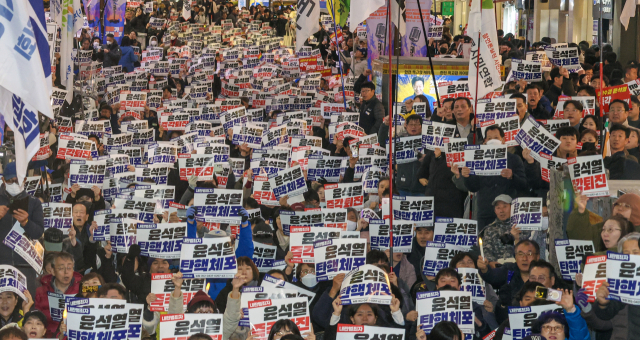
[359,96,385,135]
[0,187,44,268]
[463,152,527,220]
[418,150,467,218]
[604,151,640,180]
[527,103,552,120]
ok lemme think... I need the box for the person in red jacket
[34,252,83,335]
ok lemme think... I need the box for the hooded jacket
[35,272,83,335]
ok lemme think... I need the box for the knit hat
[23,310,48,327]
[615,193,640,226]
[186,290,216,312]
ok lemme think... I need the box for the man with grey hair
[618,231,640,254]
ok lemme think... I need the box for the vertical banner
[104,0,126,43]
[366,6,389,64]
[402,0,431,57]
[82,0,101,37]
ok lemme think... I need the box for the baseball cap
[357,48,367,58]
[43,228,64,252]
[492,194,513,206]
[204,229,230,238]
[252,222,274,243]
[23,310,48,327]
[2,162,16,180]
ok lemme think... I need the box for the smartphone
[535,286,563,302]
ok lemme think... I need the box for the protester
[8,5,640,340]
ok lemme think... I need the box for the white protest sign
[433,217,478,247]
[148,274,206,312]
[159,314,223,340]
[416,290,475,335]
[314,238,367,281]
[567,155,609,197]
[422,242,467,276]
[179,237,237,278]
[392,195,434,226]
[457,267,486,303]
[137,223,187,259]
[339,264,392,305]
[464,144,508,176]
[554,239,595,281]
[510,197,543,231]
[369,219,414,253]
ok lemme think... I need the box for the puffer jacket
[35,272,83,335]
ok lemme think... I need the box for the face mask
[346,220,357,231]
[581,142,597,151]
[171,36,176,40]
[150,40,158,46]
[5,183,22,196]
[301,274,317,288]
[486,139,503,146]
[93,42,99,49]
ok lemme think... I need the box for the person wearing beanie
[567,192,640,251]
[167,272,218,314]
[22,310,48,339]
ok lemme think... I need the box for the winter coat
[35,272,83,335]
[119,45,139,73]
[418,149,467,218]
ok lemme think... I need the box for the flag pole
[598,0,605,155]
[415,0,442,108]
[469,1,482,221]
[328,0,349,109]
[386,0,395,271]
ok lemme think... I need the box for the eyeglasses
[614,202,632,210]
[301,269,315,275]
[542,325,564,333]
[407,123,422,127]
[602,227,622,234]
[610,109,627,113]
[515,252,538,259]
[360,89,372,94]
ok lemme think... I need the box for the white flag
[50,0,63,27]
[349,0,385,28]
[0,0,54,119]
[183,0,191,20]
[295,0,321,53]
[391,0,407,36]
[467,0,501,101]
[621,0,640,30]
[61,0,83,103]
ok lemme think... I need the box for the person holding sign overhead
[567,192,640,251]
